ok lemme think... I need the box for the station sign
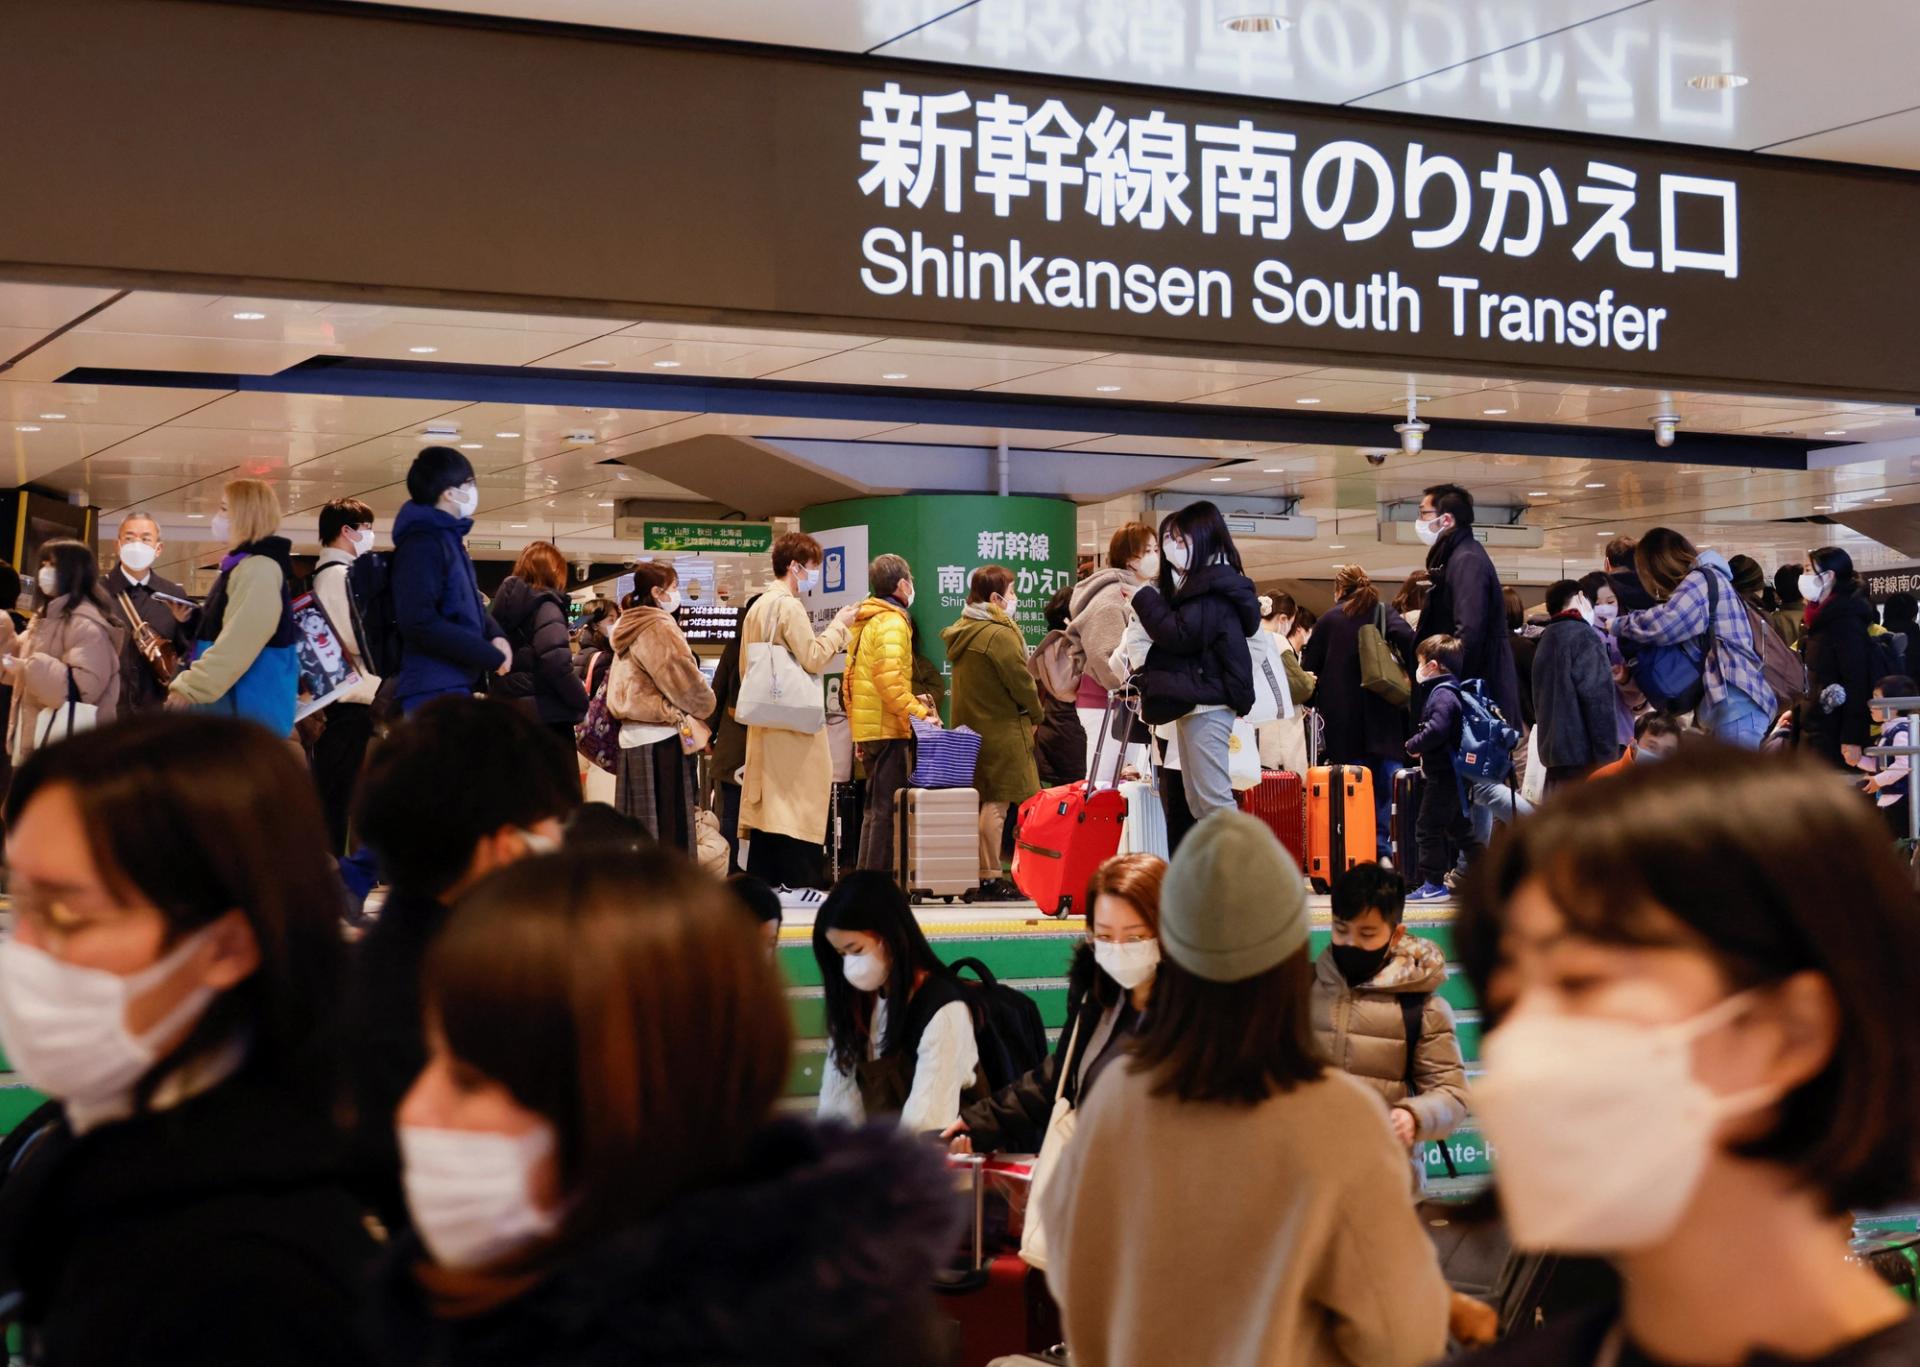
[640,521,773,556]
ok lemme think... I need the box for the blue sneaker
[1406,882,1453,903]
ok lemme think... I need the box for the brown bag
[1358,605,1412,708]
[1029,629,1081,704]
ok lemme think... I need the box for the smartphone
[150,591,197,610]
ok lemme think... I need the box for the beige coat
[8,596,125,763]
[607,605,714,725]
[1041,1058,1449,1367]
[1310,935,1471,1142]
[738,583,849,844]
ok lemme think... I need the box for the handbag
[1359,605,1412,708]
[908,716,981,789]
[33,667,98,748]
[1228,716,1261,790]
[1018,1013,1084,1273]
[1242,630,1294,725]
[574,651,620,774]
[735,601,825,735]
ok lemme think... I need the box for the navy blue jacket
[1532,613,1622,769]
[388,501,504,702]
[1132,562,1262,725]
[1406,674,1463,780]
[1420,529,1523,730]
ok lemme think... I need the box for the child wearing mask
[1313,862,1471,1153]
[1405,635,1471,904]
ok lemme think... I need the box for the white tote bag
[33,668,99,749]
[1242,630,1295,725]
[1521,725,1546,805]
[1018,1015,1084,1272]
[1228,716,1262,790]
[735,601,825,735]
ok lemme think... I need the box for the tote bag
[1228,716,1262,791]
[33,668,98,749]
[1018,1013,1084,1273]
[736,602,825,734]
[908,717,982,789]
[1359,605,1412,708]
[1242,630,1295,725]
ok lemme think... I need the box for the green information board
[641,520,773,554]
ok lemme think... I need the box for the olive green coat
[942,606,1043,804]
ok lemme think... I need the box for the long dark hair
[1157,501,1242,597]
[812,871,950,1072]
[4,714,347,1108]
[34,539,111,616]
[1809,545,1860,597]
[1129,951,1324,1105]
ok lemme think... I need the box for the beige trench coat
[738,582,850,844]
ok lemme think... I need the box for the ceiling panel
[530,333,854,378]
[1773,106,1920,172]
[769,349,1070,389]
[983,361,1270,403]
[335,0,922,50]
[179,391,466,437]
[0,378,222,428]
[0,283,122,332]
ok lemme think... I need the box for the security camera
[1393,420,1429,456]
[572,558,592,583]
[1363,449,1391,468]
[1651,414,1680,448]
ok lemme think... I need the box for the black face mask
[1330,941,1393,989]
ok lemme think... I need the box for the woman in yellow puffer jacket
[847,554,938,873]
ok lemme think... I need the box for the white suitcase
[897,787,980,903]
[1118,778,1169,859]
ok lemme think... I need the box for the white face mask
[1163,541,1191,572]
[1415,515,1446,547]
[656,590,681,614]
[842,951,888,994]
[1133,551,1161,583]
[1093,938,1160,991]
[1572,597,1596,625]
[117,541,159,574]
[901,585,915,609]
[36,567,59,597]
[347,528,376,557]
[400,1123,562,1269]
[1471,991,1781,1254]
[440,484,479,519]
[0,926,219,1117]
[997,594,1018,618]
[799,566,821,594]
[1799,571,1829,604]
[1594,601,1619,626]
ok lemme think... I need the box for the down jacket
[607,605,714,727]
[1801,585,1876,762]
[7,595,124,762]
[490,575,590,726]
[1310,934,1470,1143]
[1131,562,1262,725]
[845,597,933,742]
[388,500,503,704]
[942,605,1043,805]
[171,537,300,738]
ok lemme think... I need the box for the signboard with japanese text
[641,520,773,555]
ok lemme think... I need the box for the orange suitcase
[1308,764,1376,892]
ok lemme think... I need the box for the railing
[1868,696,1920,845]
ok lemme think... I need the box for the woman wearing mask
[379,850,961,1366]
[1453,747,1920,1366]
[1255,593,1317,775]
[944,565,1044,899]
[1066,522,1159,782]
[1797,546,1876,769]
[1301,565,1416,859]
[814,870,981,1135]
[5,540,124,764]
[489,540,590,744]
[390,446,513,714]
[165,478,302,737]
[606,562,715,855]
[1131,501,1262,823]
[0,715,374,1364]
[1612,528,1775,749]
[739,533,858,893]
[1042,811,1450,1366]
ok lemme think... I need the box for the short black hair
[318,497,374,546]
[1774,563,1804,605]
[0,560,20,613]
[727,873,782,929]
[1875,675,1918,699]
[1331,862,1406,927]
[1633,712,1684,743]
[406,445,477,506]
[1416,634,1464,675]
[563,803,654,852]
[1576,570,1610,607]
[354,697,581,896]
[1422,483,1475,528]
[1457,746,1920,1215]
[1045,584,1073,633]
[1545,579,1583,616]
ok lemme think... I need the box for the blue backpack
[1449,679,1521,784]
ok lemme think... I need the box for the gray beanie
[1160,809,1309,982]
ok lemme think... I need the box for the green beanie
[1159,809,1310,982]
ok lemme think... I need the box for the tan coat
[607,605,714,725]
[8,596,125,763]
[1041,1058,1449,1367]
[738,583,849,844]
[1310,935,1471,1142]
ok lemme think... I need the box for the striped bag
[908,717,982,789]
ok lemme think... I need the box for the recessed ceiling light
[460,442,483,449]
[510,523,528,529]
[579,359,614,368]
[1814,504,1832,511]
[1329,544,1346,550]
[1210,475,1232,482]
[883,372,911,381]
[1584,481,1607,488]
[1528,490,1551,496]
[1596,530,1615,536]
[598,501,615,507]
[37,412,65,420]
[495,431,520,438]
[1262,467,1286,473]
[1221,13,1292,34]
[1094,384,1123,393]
[1295,397,1321,405]
[1483,408,1509,415]
[1688,72,1749,91]
[1824,430,1848,436]
[652,359,682,369]
[231,311,267,321]
[1874,497,1893,503]
[14,424,40,433]
[187,512,205,519]
[408,345,438,354]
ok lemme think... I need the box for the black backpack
[950,957,1049,1093]
[1398,993,1458,1180]
[346,551,403,677]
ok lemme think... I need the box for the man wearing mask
[845,553,939,873]
[103,511,198,711]
[1532,580,1623,796]
[389,446,512,715]
[1415,483,1524,733]
[310,497,382,854]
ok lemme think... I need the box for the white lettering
[1253,259,1295,323]
[860,227,907,295]
[1158,265,1196,316]
[1438,275,1478,336]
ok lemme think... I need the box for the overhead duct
[1378,501,1544,550]
[1149,493,1319,541]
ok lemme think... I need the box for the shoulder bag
[34,666,99,748]
[735,598,826,734]
[1359,604,1412,708]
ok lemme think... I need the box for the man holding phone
[104,510,199,711]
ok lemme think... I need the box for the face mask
[657,590,681,614]
[1163,541,1191,572]
[1133,552,1161,583]
[1094,938,1160,991]
[1471,991,1782,1254]
[842,951,888,994]
[1799,571,1829,604]
[901,585,915,609]
[799,566,821,593]
[1594,601,1619,626]
[400,1123,562,1269]
[1330,940,1394,988]
[516,826,560,857]
[1572,597,1596,626]
[36,567,58,597]
[440,485,479,519]
[998,595,1018,618]
[1635,744,1673,764]
[0,926,219,1116]
[118,542,158,574]
[208,512,232,545]
[1414,516,1444,547]
[347,528,375,557]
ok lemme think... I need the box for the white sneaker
[776,885,827,909]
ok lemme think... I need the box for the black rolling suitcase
[1391,768,1424,874]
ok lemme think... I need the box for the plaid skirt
[615,735,697,855]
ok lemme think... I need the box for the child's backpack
[1449,679,1520,784]
[1870,626,1907,689]
[949,957,1049,1092]
[347,551,403,678]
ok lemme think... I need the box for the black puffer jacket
[1132,562,1262,725]
[1801,585,1876,761]
[369,1118,963,1367]
[490,575,590,726]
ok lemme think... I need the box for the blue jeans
[1699,691,1771,749]
[1364,757,1401,859]
[1466,776,1534,851]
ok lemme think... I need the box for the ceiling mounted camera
[1651,414,1680,448]
[1363,449,1391,467]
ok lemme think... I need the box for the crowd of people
[0,463,1918,1366]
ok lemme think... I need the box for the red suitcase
[938,1155,1040,1366]
[1012,692,1132,918]
[1237,771,1308,876]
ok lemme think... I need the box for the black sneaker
[975,878,1023,902]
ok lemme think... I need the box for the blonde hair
[222,478,282,549]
